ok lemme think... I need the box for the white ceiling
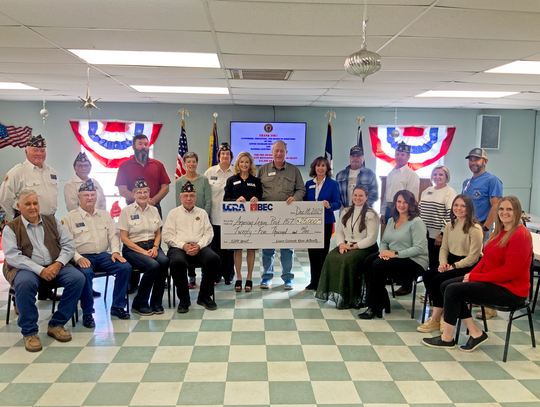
[1,0,540,108]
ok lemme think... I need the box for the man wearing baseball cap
[462,148,503,320]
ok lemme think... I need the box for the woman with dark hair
[359,190,428,319]
[304,156,341,290]
[423,196,532,352]
[315,186,379,308]
[417,194,483,333]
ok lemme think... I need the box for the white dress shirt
[0,159,58,220]
[163,205,213,250]
[63,207,121,262]
[64,175,107,212]
[204,164,234,225]
[117,202,162,243]
[381,165,420,214]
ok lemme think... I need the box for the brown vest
[2,214,65,285]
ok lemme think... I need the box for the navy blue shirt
[224,174,263,202]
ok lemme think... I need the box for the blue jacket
[304,178,341,224]
[335,165,378,208]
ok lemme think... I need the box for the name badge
[210,176,218,180]
[75,222,85,227]
[309,185,316,189]
[233,180,241,185]
[247,183,256,187]
[268,172,276,176]
[50,174,57,180]
[130,214,140,220]
[426,191,433,195]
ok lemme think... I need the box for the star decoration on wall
[79,86,100,118]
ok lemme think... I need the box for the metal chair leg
[532,276,540,313]
[411,280,417,319]
[502,310,515,363]
[6,290,12,324]
[51,287,58,313]
[455,318,461,343]
[527,306,536,348]
[167,274,172,308]
[104,275,110,304]
[421,290,429,324]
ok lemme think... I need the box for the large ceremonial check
[221,201,324,249]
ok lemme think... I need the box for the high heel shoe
[235,280,242,292]
[358,308,383,319]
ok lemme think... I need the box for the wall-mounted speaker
[476,115,501,150]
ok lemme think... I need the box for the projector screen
[230,122,307,166]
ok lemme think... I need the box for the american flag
[0,123,32,149]
[324,122,333,173]
[175,119,189,179]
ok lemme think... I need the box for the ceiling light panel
[131,85,229,95]
[415,90,519,98]
[486,61,540,75]
[0,82,38,90]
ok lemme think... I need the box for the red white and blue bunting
[69,120,163,168]
[369,126,455,171]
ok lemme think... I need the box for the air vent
[229,69,292,80]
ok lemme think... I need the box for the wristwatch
[482,225,489,232]
[452,263,457,270]
[394,251,399,257]
[153,245,159,248]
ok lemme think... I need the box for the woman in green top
[359,190,428,319]
[175,151,212,288]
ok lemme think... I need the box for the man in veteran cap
[63,180,132,327]
[64,152,106,212]
[163,181,220,313]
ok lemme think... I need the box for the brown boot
[24,334,43,352]
[47,326,72,342]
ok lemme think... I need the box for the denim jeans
[75,252,131,314]
[122,243,169,308]
[13,267,85,337]
[262,248,294,281]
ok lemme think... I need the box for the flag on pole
[0,123,32,149]
[175,119,189,179]
[324,122,333,172]
[208,121,219,168]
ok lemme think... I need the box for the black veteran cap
[27,135,46,148]
[396,142,411,153]
[74,152,90,165]
[219,142,231,152]
[79,179,96,193]
[181,181,196,193]
[465,148,487,159]
[350,145,364,156]
[134,178,149,189]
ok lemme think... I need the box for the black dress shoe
[82,314,96,328]
[358,308,383,319]
[152,304,165,315]
[110,307,130,319]
[177,301,191,314]
[197,297,218,311]
[305,283,317,291]
[92,290,102,298]
[127,284,138,295]
[460,331,489,352]
[131,305,154,316]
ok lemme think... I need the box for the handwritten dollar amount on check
[221,201,325,249]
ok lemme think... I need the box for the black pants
[364,252,425,311]
[441,277,526,326]
[427,237,441,273]
[168,247,220,304]
[211,225,235,282]
[307,223,334,288]
[423,253,477,308]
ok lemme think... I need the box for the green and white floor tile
[0,249,539,407]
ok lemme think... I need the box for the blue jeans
[75,252,131,314]
[262,248,294,282]
[13,267,85,337]
[122,243,169,308]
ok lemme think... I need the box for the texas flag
[69,120,163,168]
[369,126,456,171]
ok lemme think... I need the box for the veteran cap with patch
[350,145,364,156]
[181,181,196,193]
[465,148,488,160]
[396,142,410,153]
[78,179,96,193]
[27,134,46,148]
[134,178,149,189]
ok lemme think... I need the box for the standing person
[462,148,503,319]
[164,181,219,312]
[63,180,132,326]
[417,194,483,333]
[224,151,263,292]
[176,151,212,288]
[419,165,456,274]
[204,142,235,285]
[2,190,85,352]
[118,178,169,316]
[0,135,61,302]
[422,196,532,352]
[359,190,428,319]
[257,140,306,290]
[315,186,379,309]
[380,142,420,296]
[304,156,341,290]
[64,152,106,212]
[336,145,378,209]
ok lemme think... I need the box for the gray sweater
[380,217,429,270]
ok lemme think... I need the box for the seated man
[163,181,220,312]
[63,180,131,326]
[2,190,85,352]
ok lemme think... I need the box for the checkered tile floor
[0,250,539,407]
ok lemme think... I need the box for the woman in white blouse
[118,178,169,316]
[315,186,379,309]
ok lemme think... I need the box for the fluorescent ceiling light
[486,61,540,75]
[69,49,220,68]
[0,82,38,90]
[131,85,229,95]
[415,90,519,98]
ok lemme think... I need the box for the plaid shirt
[335,165,379,208]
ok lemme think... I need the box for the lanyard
[351,210,361,234]
[463,178,472,192]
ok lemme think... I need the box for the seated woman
[315,186,379,309]
[417,194,483,333]
[118,178,170,316]
[359,190,428,319]
[423,196,533,351]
